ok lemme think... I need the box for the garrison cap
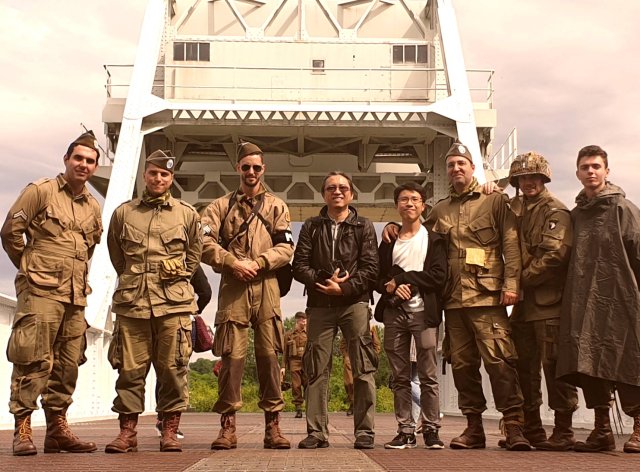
[294,311,307,320]
[146,150,175,173]
[237,141,263,162]
[445,141,473,163]
[70,130,100,158]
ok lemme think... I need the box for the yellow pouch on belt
[465,248,485,267]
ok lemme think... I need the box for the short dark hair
[321,171,357,198]
[577,145,608,169]
[393,181,427,204]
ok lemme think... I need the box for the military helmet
[508,152,552,188]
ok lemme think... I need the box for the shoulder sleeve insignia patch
[203,224,212,236]
[13,210,27,221]
[549,221,557,230]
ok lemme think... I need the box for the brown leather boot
[43,408,97,453]
[450,413,486,449]
[105,413,139,453]
[523,409,547,447]
[503,415,532,451]
[623,415,640,453]
[160,411,182,452]
[263,411,291,449]
[536,411,576,451]
[574,407,615,452]
[13,414,37,456]
[211,413,237,450]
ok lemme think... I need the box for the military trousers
[8,291,87,417]
[511,318,578,414]
[445,306,524,418]
[213,317,284,413]
[288,358,306,407]
[109,314,192,414]
[383,307,440,433]
[304,303,378,441]
[579,375,640,417]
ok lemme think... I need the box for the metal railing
[104,63,494,106]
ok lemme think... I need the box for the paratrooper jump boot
[44,408,97,453]
[13,414,37,456]
[105,413,138,453]
[160,411,182,452]
[574,407,615,452]
[503,415,532,451]
[450,413,486,449]
[536,411,576,451]
[263,411,291,449]
[211,412,237,450]
[623,415,640,453]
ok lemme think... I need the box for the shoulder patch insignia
[13,210,27,221]
[203,224,212,236]
[549,221,557,230]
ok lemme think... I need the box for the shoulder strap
[221,193,265,249]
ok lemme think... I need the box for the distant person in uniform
[281,311,308,418]
[1,131,102,456]
[201,141,294,450]
[384,141,528,451]
[376,182,447,450]
[105,150,202,453]
[293,171,379,450]
[557,145,640,453]
[339,324,381,417]
[500,153,578,451]
[155,263,212,438]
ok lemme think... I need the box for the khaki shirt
[107,195,202,318]
[1,174,102,305]
[510,188,572,322]
[283,327,307,368]
[201,184,293,326]
[426,189,521,310]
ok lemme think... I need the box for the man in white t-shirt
[374,182,448,449]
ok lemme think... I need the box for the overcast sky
[1,0,638,315]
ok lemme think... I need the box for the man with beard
[201,142,294,450]
[1,131,102,456]
[557,145,640,453]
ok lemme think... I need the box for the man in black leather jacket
[293,171,379,450]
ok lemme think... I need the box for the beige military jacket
[107,195,202,318]
[1,175,102,305]
[425,188,521,310]
[201,184,293,326]
[510,188,572,322]
[283,327,307,367]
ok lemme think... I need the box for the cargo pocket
[175,317,193,366]
[26,253,63,288]
[161,225,187,257]
[107,321,123,370]
[78,321,90,366]
[491,323,518,365]
[6,313,45,365]
[163,279,194,304]
[468,216,498,245]
[354,334,379,376]
[212,321,234,357]
[543,319,560,362]
[121,222,145,257]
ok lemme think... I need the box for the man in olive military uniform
[340,325,381,416]
[501,153,578,451]
[420,142,528,450]
[1,131,102,456]
[282,312,308,418]
[201,142,294,450]
[105,150,202,453]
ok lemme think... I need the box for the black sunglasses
[240,164,263,173]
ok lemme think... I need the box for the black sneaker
[424,428,445,449]
[354,435,375,449]
[298,435,329,449]
[384,433,417,449]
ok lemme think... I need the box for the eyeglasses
[324,185,351,194]
[398,197,423,205]
[240,164,264,173]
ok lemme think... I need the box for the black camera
[385,264,417,308]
